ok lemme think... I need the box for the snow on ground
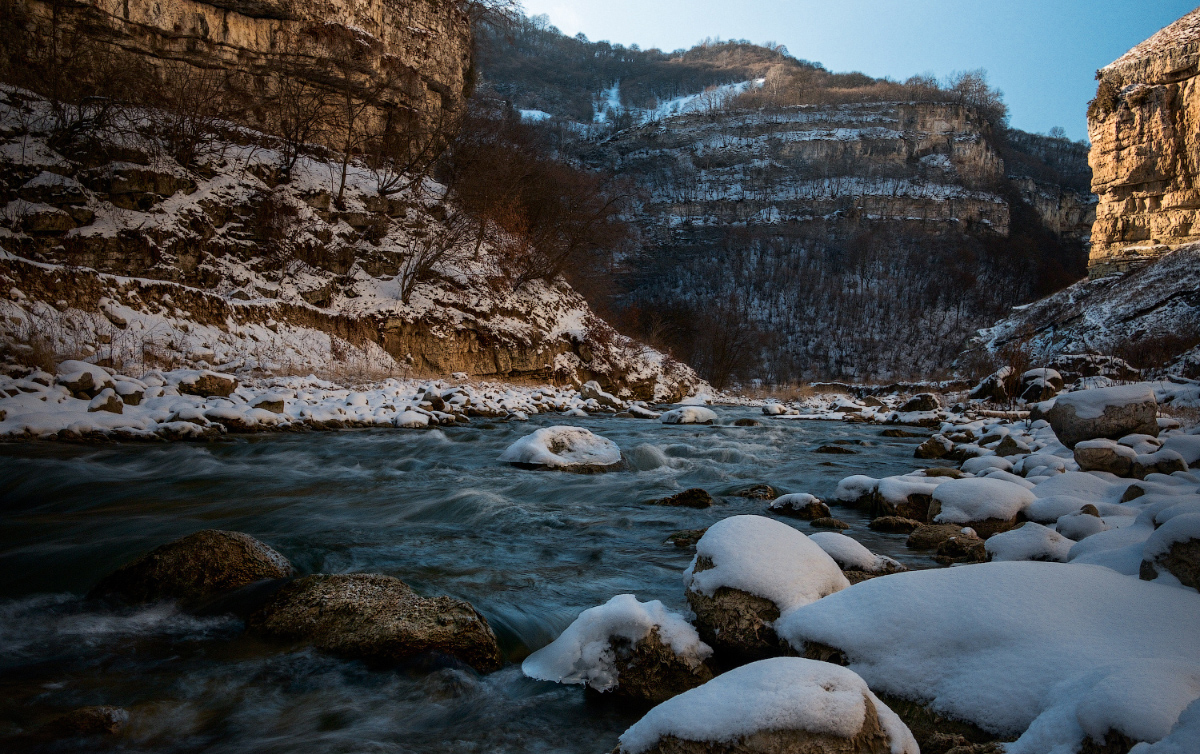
[617,657,918,754]
[776,562,1200,753]
[684,516,849,615]
[521,594,710,692]
[498,425,622,470]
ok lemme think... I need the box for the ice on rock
[498,425,622,470]
[616,657,918,754]
[931,477,1036,524]
[776,562,1200,753]
[522,594,711,692]
[986,522,1075,562]
[684,516,849,616]
[808,532,903,574]
[660,406,718,425]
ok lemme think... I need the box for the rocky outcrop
[89,529,294,606]
[247,573,503,672]
[1088,8,1200,276]
[2,0,472,147]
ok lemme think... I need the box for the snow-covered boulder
[395,410,430,428]
[985,522,1075,562]
[808,532,905,582]
[498,426,623,471]
[929,477,1036,537]
[56,359,114,398]
[1075,438,1139,476]
[521,594,713,704]
[762,402,788,416]
[1046,384,1160,448]
[684,516,849,659]
[1141,512,1200,589]
[899,393,940,412]
[580,380,623,409]
[616,657,918,754]
[776,562,1200,754]
[767,493,830,521]
[661,406,718,425]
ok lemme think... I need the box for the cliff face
[1088,8,1200,276]
[589,102,1010,234]
[581,103,1088,382]
[2,0,472,144]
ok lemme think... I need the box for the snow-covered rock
[1047,384,1160,448]
[1141,512,1200,589]
[616,657,918,754]
[498,425,623,471]
[521,594,713,703]
[661,406,718,425]
[776,561,1200,754]
[808,532,904,576]
[985,522,1075,562]
[929,477,1036,536]
[767,493,830,520]
[684,516,848,658]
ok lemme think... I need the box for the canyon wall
[1,0,472,145]
[1088,8,1200,276]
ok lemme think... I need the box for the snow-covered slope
[0,86,702,400]
[973,244,1200,377]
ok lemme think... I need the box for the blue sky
[519,0,1198,141]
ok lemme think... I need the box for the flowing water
[0,409,935,753]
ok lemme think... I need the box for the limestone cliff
[1,0,472,146]
[1088,8,1200,276]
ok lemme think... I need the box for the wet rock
[883,429,925,438]
[816,445,857,454]
[665,529,708,549]
[900,393,941,412]
[907,524,980,550]
[869,516,924,534]
[249,573,502,673]
[653,489,714,509]
[811,517,851,530]
[935,536,988,565]
[732,484,778,500]
[685,557,788,660]
[733,418,762,427]
[89,530,294,606]
[923,467,965,479]
[1046,385,1159,448]
[36,706,129,739]
[915,435,953,459]
[600,628,715,705]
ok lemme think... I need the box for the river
[0,408,934,752]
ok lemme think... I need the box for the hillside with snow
[0,85,702,401]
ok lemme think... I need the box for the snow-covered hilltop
[0,86,702,401]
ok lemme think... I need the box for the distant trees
[439,105,631,293]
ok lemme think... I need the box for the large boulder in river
[248,573,502,673]
[522,594,714,705]
[498,425,624,472]
[615,657,918,754]
[684,517,849,660]
[89,530,294,606]
[1045,384,1159,448]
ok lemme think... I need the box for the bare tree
[397,213,471,303]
